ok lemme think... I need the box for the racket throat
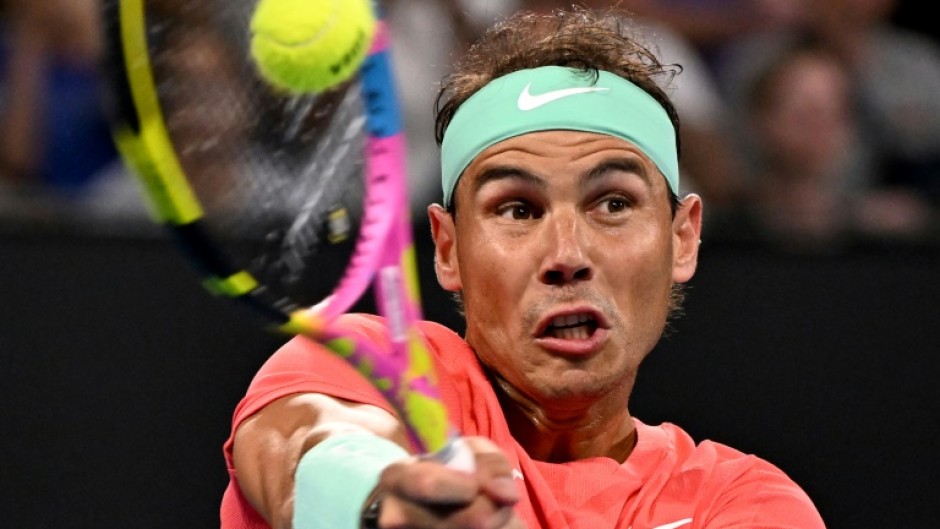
[377,266,409,341]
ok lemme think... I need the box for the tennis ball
[249,0,376,93]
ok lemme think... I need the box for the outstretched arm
[232,392,407,528]
[231,392,523,529]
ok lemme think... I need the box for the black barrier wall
[1,226,938,529]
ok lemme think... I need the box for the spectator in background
[717,0,939,245]
[723,40,866,249]
[385,0,481,215]
[0,0,118,207]
[807,0,940,218]
[621,0,808,67]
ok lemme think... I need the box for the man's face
[430,130,702,410]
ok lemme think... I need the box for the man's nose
[539,210,594,286]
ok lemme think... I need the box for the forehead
[453,130,674,205]
[463,130,658,177]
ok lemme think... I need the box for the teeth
[549,324,591,340]
[545,313,597,339]
[567,326,588,340]
[551,313,594,329]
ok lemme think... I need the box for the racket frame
[104,0,457,454]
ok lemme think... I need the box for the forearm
[231,392,410,529]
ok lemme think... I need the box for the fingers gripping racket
[101,0,468,464]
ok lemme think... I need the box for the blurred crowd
[1,0,939,251]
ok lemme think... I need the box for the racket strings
[140,1,370,310]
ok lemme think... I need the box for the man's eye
[601,196,631,213]
[498,203,535,220]
[607,198,628,212]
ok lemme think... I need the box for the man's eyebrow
[582,157,653,187]
[470,165,547,194]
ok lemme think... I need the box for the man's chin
[527,371,622,406]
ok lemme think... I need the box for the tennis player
[221,8,825,529]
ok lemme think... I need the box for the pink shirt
[221,314,825,529]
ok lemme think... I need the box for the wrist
[292,433,408,529]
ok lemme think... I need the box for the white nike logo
[516,82,610,111]
[628,518,693,529]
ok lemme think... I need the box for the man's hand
[371,436,525,529]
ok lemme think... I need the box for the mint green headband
[440,66,679,206]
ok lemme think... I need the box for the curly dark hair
[435,8,681,146]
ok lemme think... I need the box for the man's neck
[491,374,638,464]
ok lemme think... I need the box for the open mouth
[542,313,599,340]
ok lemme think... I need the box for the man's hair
[434,7,682,214]
[435,8,681,156]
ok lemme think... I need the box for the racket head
[100,0,457,454]
[100,0,395,329]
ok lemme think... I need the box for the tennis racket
[100,0,468,465]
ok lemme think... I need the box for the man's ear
[428,204,462,292]
[672,194,703,283]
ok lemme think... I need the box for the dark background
[1,223,938,528]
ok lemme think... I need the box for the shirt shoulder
[636,421,827,528]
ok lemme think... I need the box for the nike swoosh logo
[516,82,610,111]
[652,518,693,529]
[628,518,693,529]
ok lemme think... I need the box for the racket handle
[432,436,476,473]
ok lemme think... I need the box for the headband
[440,66,679,206]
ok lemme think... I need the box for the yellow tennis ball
[249,0,377,93]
